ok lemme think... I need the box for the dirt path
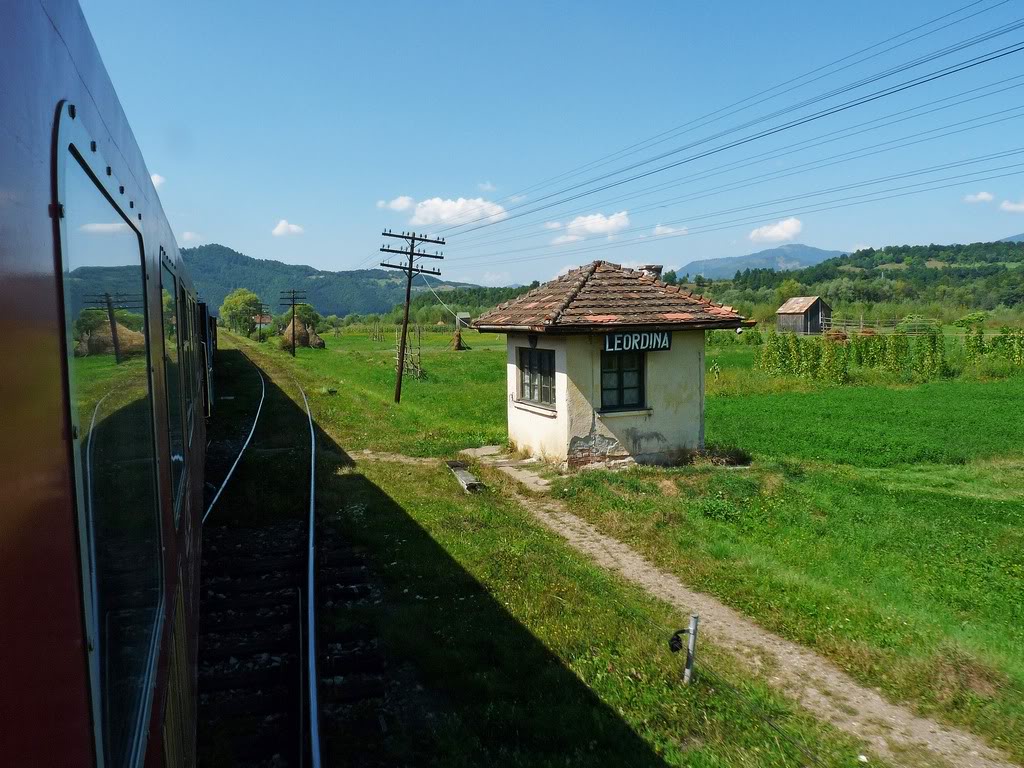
[356,443,1017,767]
[514,488,1016,768]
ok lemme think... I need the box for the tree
[294,303,322,330]
[775,278,805,305]
[662,269,678,285]
[219,288,261,335]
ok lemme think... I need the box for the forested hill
[726,241,1024,308]
[679,243,845,280]
[181,243,478,316]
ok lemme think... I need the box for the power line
[440,24,1024,240]
[446,164,1024,270]
[418,274,460,320]
[449,147,1024,263]
[446,77,1024,250]
[421,0,1009,232]
[443,34,1024,238]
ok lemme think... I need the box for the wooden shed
[776,296,831,335]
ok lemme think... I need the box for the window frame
[600,350,647,412]
[160,259,187,518]
[54,101,165,768]
[517,347,556,408]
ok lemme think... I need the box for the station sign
[603,331,672,352]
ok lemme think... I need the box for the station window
[601,351,645,410]
[519,347,555,406]
[161,265,185,507]
[60,149,162,768]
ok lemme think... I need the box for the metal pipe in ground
[683,615,699,685]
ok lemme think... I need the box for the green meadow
[228,328,1023,764]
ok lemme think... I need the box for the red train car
[0,1,208,764]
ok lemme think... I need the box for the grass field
[228,328,1023,763]
[228,332,880,767]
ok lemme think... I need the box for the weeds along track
[198,349,388,766]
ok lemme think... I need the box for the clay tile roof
[776,296,821,314]
[474,261,752,333]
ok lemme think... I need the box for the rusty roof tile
[474,260,751,332]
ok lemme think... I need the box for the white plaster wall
[505,334,569,462]
[563,331,705,465]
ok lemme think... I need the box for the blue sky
[80,0,1024,285]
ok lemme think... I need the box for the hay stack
[77,323,146,357]
[280,318,309,349]
[279,319,326,350]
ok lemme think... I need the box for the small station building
[474,261,751,468]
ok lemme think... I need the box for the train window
[60,150,162,768]
[161,265,185,510]
[178,284,194,445]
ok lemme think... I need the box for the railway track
[198,352,316,767]
[198,348,388,766]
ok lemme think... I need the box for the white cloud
[508,194,527,203]
[551,234,584,245]
[410,196,507,226]
[272,219,304,236]
[555,264,577,278]
[543,221,562,230]
[963,191,993,203]
[565,210,630,238]
[151,173,165,189]
[481,270,511,286]
[79,222,129,234]
[478,181,496,192]
[749,216,802,243]
[181,231,202,243]
[1000,199,1024,213]
[376,195,414,211]
[653,223,687,236]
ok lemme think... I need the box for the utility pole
[84,291,144,364]
[279,289,308,357]
[379,230,444,403]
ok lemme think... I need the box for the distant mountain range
[1000,233,1024,243]
[182,244,477,316]
[677,243,846,280]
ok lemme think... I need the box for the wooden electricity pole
[279,289,308,357]
[379,230,444,403]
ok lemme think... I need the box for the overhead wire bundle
[354,1,1024,281]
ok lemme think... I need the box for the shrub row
[755,326,1024,385]
[756,332,850,384]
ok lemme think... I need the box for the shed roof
[776,296,823,314]
[474,260,751,333]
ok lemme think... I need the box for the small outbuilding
[474,261,751,468]
[775,296,831,335]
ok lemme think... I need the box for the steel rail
[202,356,266,525]
[296,380,322,768]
